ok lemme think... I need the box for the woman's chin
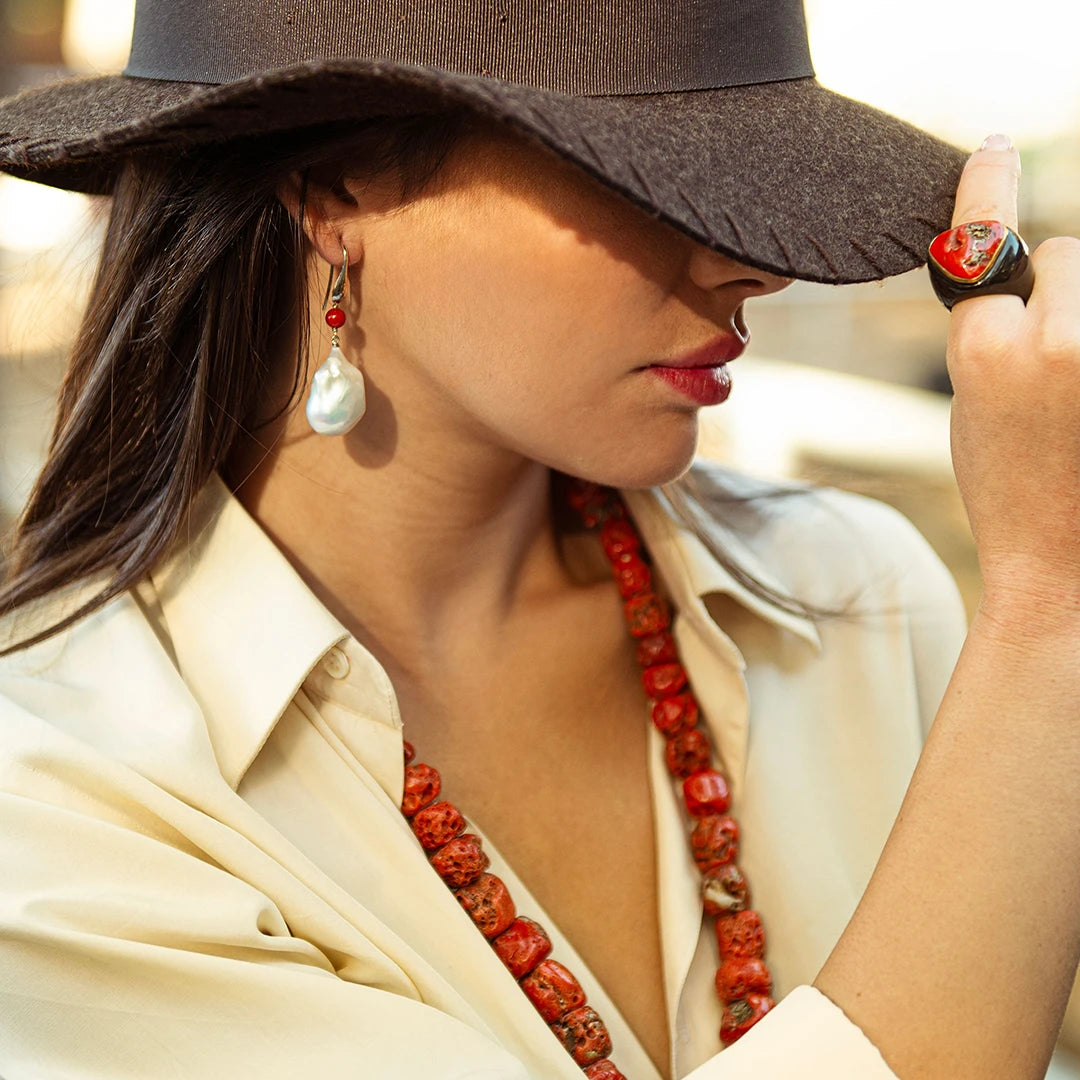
[555,417,701,491]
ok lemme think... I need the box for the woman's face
[301,123,794,489]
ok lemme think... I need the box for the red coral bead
[550,1005,613,1066]
[613,553,652,598]
[325,306,346,328]
[589,500,624,527]
[410,801,466,850]
[567,480,608,511]
[719,993,774,1045]
[715,956,772,1002]
[636,631,677,667]
[565,481,624,528]
[402,740,416,764]
[651,692,699,736]
[928,220,1006,282]
[691,814,740,872]
[570,487,623,528]
[683,768,731,817]
[702,863,750,917]
[431,833,489,888]
[401,762,440,816]
[455,873,516,938]
[642,661,687,698]
[520,959,587,1022]
[716,910,766,958]
[665,728,711,778]
[622,592,671,638]
[492,917,552,979]
[584,1061,628,1080]
[600,517,641,559]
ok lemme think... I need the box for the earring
[305,245,367,436]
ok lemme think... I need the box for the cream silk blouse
[1,464,1073,1078]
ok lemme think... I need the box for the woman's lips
[648,364,732,405]
[645,331,744,405]
[655,331,747,368]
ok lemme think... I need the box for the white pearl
[305,345,367,436]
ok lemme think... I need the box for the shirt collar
[150,469,819,789]
[621,482,822,652]
[150,473,349,788]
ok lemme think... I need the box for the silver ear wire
[322,245,348,310]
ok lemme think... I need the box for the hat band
[123,0,815,95]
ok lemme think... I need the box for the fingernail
[979,133,1013,151]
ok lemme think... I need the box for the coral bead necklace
[398,477,774,1076]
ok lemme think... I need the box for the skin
[229,126,1080,1078]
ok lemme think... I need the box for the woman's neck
[225,406,603,684]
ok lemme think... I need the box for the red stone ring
[927,220,1034,311]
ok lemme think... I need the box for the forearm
[814,603,1080,1080]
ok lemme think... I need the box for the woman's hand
[814,138,1080,1080]
[945,137,1080,624]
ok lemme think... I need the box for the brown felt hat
[0,0,967,285]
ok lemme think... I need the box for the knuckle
[961,157,1001,179]
[948,309,1013,368]
[1034,317,1080,370]
[1031,234,1080,263]
[963,156,1019,183]
[954,158,1020,226]
[958,158,1017,188]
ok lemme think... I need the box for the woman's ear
[276,170,306,228]
[276,168,356,268]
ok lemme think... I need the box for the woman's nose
[687,242,795,300]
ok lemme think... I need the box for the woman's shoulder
[685,456,937,544]
[0,574,198,764]
[0,573,106,671]
[678,457,967,623]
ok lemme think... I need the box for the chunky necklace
[398,478,773,1076]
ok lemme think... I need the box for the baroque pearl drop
[305,345,367,435]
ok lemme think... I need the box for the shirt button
[323,646,350,679]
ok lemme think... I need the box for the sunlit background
[1,1,1079,1070]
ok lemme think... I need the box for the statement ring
[927,220,1035,311]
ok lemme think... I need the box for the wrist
[971,589,1080,656]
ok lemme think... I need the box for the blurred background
[1,0,1079,1073]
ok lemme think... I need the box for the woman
[0,1,1078,1078]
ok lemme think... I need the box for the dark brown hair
[0,109,825,656]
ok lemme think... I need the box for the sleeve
[881,499,970,741]
[683,987,899,1079]
[810,483,969,741]
[0,785,905,1080]
[0,787,530,1080]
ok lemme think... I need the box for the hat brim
[0,59,967,284]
